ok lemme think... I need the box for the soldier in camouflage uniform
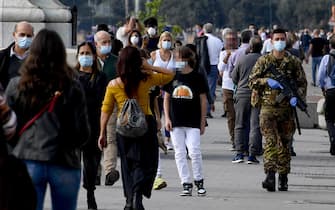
[248,28,307,192]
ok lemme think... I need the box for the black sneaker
[206,113,213,118]
[180,183,193,196]
[194,179,206,196]
[232,153,244,163]
[105,169,120,186]
[290,147,297,156]
[247,155,260,164]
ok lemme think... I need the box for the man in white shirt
[218,29,238,149]
[203,23,223,118]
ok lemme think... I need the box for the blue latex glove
[290,97,297,107]
[267,78,283,89]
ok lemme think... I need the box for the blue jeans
[312,56,322,85]
[207,65,219,113]
[24,160,81,210]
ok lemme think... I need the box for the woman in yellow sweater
[98,46,174,210]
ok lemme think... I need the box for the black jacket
[77,70,107,152]
[194,36,213,105]
[0,42,15,89]
[5,77,90,169]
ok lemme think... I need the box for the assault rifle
[266,64,310,135]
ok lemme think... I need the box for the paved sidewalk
[43,64,335,210]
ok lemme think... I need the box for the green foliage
[61,0,335,31]
[138,0,182,37]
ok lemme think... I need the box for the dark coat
[0,83,36,210]
[5,77,90,169]
[194,36,213,105]
[0,154,37,210]
[0,42,15,89]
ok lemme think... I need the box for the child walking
[163,46,207,196]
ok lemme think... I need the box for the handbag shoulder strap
[18,91,62,136]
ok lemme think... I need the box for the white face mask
[130,36,139,45]
[174,61,187,70]
[147,27,156,36]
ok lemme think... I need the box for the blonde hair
[157,31,173,49]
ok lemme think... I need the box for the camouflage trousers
[260,107,295,174]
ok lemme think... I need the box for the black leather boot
[278,174,288,191]
[132,192,144,210]
[262,171,276,192]
[331,142,335,156]
[87,190,97,210]
[330,137,335,156]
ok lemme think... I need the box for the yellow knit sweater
[101,72,173,116]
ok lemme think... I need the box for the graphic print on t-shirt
[172,85,193,99]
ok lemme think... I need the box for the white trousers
[170,127,204,184]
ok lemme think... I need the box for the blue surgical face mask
[147,58,153,65]
[273,40,286,52]
[99,45,112,55]
[162,41,171,50]
[78,55,93,67]
[174,61,187,70]
[17,36,33,49]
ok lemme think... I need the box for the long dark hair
[75,41,99,80]
[18,29,74,109]
[117,46,147,98]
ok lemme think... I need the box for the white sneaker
[165,141,174,151]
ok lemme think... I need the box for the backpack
[327,53,335,86]
[116,98,148,138]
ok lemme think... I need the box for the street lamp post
[135,0,139,17]
[125,0,129,17]
[269,0,272,29]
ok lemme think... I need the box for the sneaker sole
[153,182,167,190]
[247,161,259,164]
[232,160,244,163]
[179,193,192,196]
[197,191,207,196]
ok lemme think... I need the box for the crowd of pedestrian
[0,17,334,210]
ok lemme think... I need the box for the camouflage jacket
[248,52,307,108]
